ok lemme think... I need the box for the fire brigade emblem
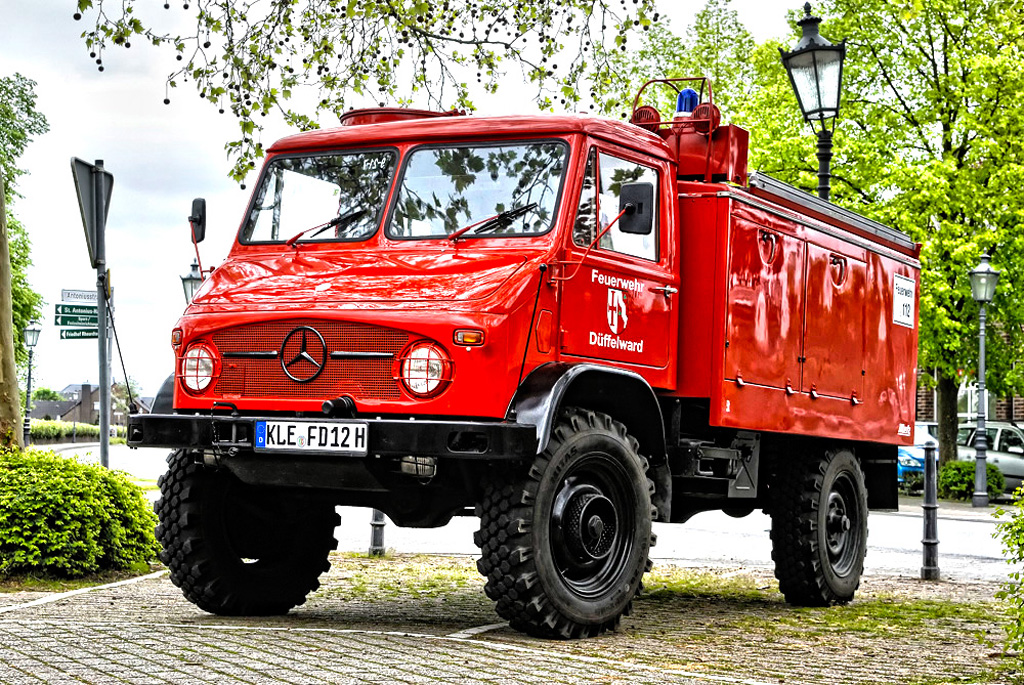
[607,288,628,334]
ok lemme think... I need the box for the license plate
[255,420,368,455]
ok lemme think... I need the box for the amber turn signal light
[454,329,485,346]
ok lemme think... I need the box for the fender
[509,362,666,463]
[151,374,176,414]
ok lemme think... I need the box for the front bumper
[127,412,537,461]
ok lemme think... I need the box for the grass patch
[322,552,483,600]
[733,594,1003,639]
[642,566,778,601]
[0,562,160,593]
[129,478,159,491]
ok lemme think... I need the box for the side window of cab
[572,148,658,261]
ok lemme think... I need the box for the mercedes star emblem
[280,326,327,382]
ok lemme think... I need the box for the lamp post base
[972,492,989,508]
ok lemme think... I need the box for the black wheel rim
[550,453,636,598]
[824,471,860,577]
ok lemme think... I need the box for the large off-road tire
[770,447,868,606]
[155,450,340,616]
[474,407,655,639]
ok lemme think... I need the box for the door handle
[651,285,678,296]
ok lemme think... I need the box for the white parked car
[957,421,1024,494]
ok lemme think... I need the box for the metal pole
[22,348,32,446]
[369,509,386,556]
[94,160,110,469]
[816,128,833,201]
[973,302,989,507]
[921,444,939,579]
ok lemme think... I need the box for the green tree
[0,74,46,366]
[591,0,756,121]
[72,0,658,183]
[112,377,142,425]
[31,388,63,402]
[811,0,1024,465]
[0,73,47,448]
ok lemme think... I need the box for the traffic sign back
[71,158,113,269]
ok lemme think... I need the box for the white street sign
[62,289,98,303]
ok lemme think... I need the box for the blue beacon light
[676,88,699,117]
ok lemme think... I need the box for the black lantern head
[780,3,846,131]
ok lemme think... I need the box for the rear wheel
[155,450,339,615]
[475,407,655,638]
[770,447,868,606]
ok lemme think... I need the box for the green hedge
[0,448,159,577]
[938,460,1005,501]
[28,419,125,441]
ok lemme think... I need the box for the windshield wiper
[284,208,368,247]
[447,202,538,242]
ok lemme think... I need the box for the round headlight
[181,343,218,393]
[398,341,452,398]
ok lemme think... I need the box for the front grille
[212,319,408,400]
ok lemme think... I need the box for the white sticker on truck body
[893,274,916,328]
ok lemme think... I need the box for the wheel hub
[825,491,851,557]
[554,482,618,563]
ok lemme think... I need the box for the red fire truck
[129,78,920,638]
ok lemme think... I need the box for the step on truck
[129,77,920,638]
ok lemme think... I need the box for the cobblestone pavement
[0,568,772,685]
[0,555,1009,685]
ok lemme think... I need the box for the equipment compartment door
[802,243,866,399]
[724,217,805,390]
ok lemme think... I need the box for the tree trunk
[0,168,23,449]
[936,371,960,468]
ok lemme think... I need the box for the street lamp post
[181,260,204,304]
[22,322,41,446]
[780,2,847,201]
[969,254,1000,508]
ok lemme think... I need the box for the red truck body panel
[674,178,920,446]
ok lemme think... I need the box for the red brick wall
[916,376,935,421]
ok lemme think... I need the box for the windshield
[241,150,396,243]
[388,141,567,239]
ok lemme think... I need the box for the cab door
[557,146,677,388]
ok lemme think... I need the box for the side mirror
[189,198,207,244]
[618,182,655,235]
[1009,446,1024,455]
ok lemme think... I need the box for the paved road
[52,443,1015,583]
[2,442,1009,684]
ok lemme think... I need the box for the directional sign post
[59,328,100,340]
[71,158,114,469]
[55,314,99,326]
[55,303,97,316]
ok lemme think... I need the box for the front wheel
[770,447,868,606]
[155,450,339,616]
[474,408,655,638]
